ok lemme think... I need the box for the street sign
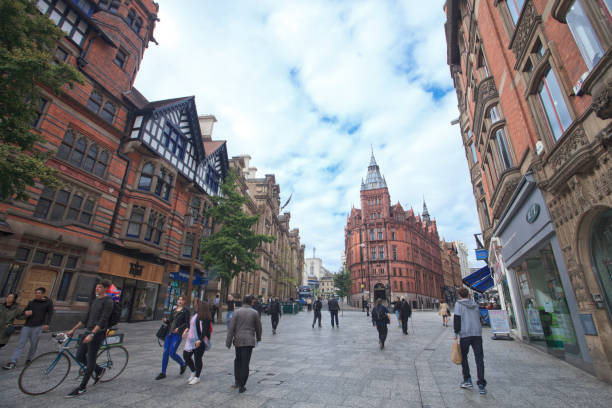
[475,249,488,260]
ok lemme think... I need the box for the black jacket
[227,300,235,312]
[168,307,190,334]
[195,317,212,342]
[328,299,339,312]
[269,301,282,316]
[81,296,113,330]
[372,304,389,325]
[23,297,54,327]
[313,300,322,313]
[399,301,412,320]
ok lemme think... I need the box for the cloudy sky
[134,0,486,272]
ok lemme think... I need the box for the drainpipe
[108,115,133,237]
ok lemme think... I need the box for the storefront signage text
[526,203,541,224]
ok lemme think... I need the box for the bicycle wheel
[96,345,128,382]
[18,352,71,395]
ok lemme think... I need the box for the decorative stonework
[473,77,499,139]
[592,166,612,199]
[592,79,612,120]
[548,125,588,170]
[490,168,521,220]
[562,246,591,310]
[509,0,541,70]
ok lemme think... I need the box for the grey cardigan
[226,306,262,348]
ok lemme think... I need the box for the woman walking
[439,301,450,327]
[0,293,20,349]
[183,302,212,385]
[156,296,189,380]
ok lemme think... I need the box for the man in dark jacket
[454,287,487,395]
[399,298,412,335]
[269,297,282,334]
[226,295,262,393]
[328,297,340,328]
[312,297,322,328]
[3,287,53,370]
[371,299,389,349]
[65,280,115,397]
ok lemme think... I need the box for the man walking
[226,295,262,393]
[226,294,235,329]
[269,297,282,334]
[328,297,340,328]
[213,294,221,323]
[363,298,369,317]
[454,287,487,394]
[371,299,390,349]
[3,287,53,370]
[65,280,114,397]
[399,298,412,335]
[312,296,322,328]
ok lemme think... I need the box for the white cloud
[134,0,486,272]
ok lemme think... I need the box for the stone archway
[373,283,386,301]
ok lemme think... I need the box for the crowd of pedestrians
[0,288,488,398]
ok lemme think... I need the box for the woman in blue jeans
[156,296,190,380]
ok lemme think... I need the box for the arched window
[162,173,172,200]
[134,17,142,34]
[100,102,116,123]
[83,144,98,172]
[153,216,164,244]
[94,151,109,177]
[138,162,154,191]
[126,9,135,26]
[70,138,87,166]
[87,91,102,114]
[56,131,74,160]
[127,207,145,238]
[155,168,166,197]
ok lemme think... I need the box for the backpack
[372,305,381,322]
[107,300,121,328]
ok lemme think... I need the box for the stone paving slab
[1,310,612,407]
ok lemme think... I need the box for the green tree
[200,169,275,300]
[334,267,352,300]
[0,0,83,200]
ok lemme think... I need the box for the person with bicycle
[65,280,114,397]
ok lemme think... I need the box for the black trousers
[183,344,205,377]
[76,331,105,388]
[312,312,321,327]
[271,314,280,330]
[330,310,339,327]
[401,317,409,334]
[376,322,388,344]
[234,346,254,387]
[460,336,486,386]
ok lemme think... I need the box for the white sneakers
[188,377,200,385]
[188,373,195,382]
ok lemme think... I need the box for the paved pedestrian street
[1,310,612,408]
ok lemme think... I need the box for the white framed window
[566,0,604,71]
[538,69,572,141]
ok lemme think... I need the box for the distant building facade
[319,273,335,298]
[344,153,444,308]
[440,240,462,305]
[303,257,330,283]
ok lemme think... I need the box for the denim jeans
[226,311,233,329]
[460,336,486,386]
[161,333,184,373]
[11,325,43,363]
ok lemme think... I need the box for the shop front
[492,173,592,371]
[165,266,207,311]
[98,249,164,322]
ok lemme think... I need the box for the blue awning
[463,266,494,293]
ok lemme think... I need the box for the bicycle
[18,330,129,395]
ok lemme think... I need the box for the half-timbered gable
[202,141,229,196]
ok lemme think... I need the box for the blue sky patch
[425,85,452,101]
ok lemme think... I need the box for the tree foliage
[199,169,275,297]
[334,267,352,300]
[0,0,83,200]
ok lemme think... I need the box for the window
[50,253,63,266]
[100,102,116,124]
[66,255,78,269]
[393,246,397,261]
[507,0,525,24]
[126,9,135,26]
[56,271,73,301]
[133,17,142,34]
[114,48,127,69]
[371,248,376,260]
[189,197,201,223]
[470,142,478,164]
[34,187,96,225]
[36,0,89,46]
[391,229,396,240]
[495,128,513,170]
[138,162,154,191]
[566,0,604,71]
[155,168,172,200]
[0,264,25,297]
[538,69,572,141]
[33,98,48,127]
[161,123,187,159]
[99,0,119,12]
[53,47,69,62]
[370,229,375,241]
[489,106,501,123]
[56,130,109,177]
[49,189,70,221]
[127,207,145,237]
[183,233,195,257]
[377,229,383,240]
[33,250,48,264]
[400,281,404,291]
[86,91,102,113]
[145,212,164,245]
[379,247,384,259]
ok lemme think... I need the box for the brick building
[344,153,444,308]
[0,0,229,327]
[445,0,611,381]
[227,156,304,301]
[440,239,462,305]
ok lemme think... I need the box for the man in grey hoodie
[453,287,487,394]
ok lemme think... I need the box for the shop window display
[513,243,580,358]
[590,209,612,318]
